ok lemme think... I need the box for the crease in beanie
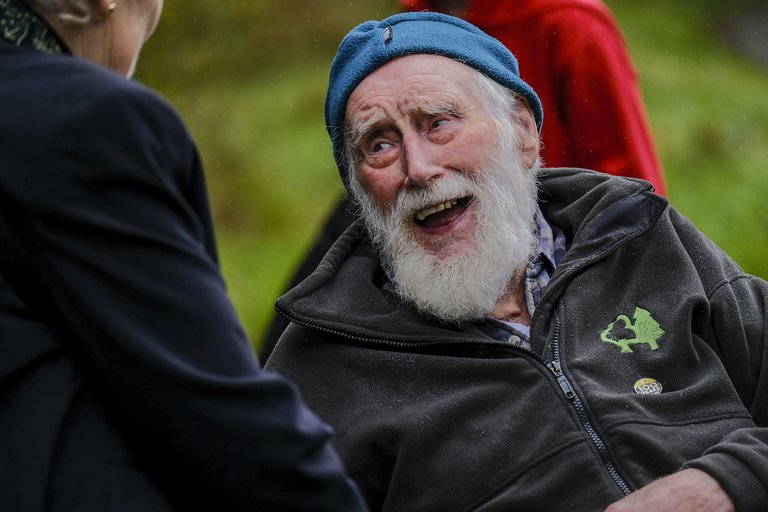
[324,11,544,189]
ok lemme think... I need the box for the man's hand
[605,468,734,512]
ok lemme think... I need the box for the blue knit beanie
[325,11,543,189]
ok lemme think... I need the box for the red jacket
[401,0,667,195]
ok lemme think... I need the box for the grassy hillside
[610,1,768,275]
[135,1,768,352]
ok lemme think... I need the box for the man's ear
[513,100,540,170]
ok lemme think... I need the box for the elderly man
[266,12,767,512]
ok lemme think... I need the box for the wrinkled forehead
[345,55,479,125]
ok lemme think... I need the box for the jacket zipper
[278,307,633,495]
[546,317,632,496]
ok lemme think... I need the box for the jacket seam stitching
[461,435,587,512]
[601,412,754,432]
[706,274,754,301]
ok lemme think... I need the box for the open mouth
[413,196,473,228]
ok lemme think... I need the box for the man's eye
[430,118,449,130]
[371,141,393,153]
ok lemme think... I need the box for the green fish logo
[600,307,664,353]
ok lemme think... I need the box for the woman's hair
[26,0,95,24]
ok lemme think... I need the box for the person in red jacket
[260,0,666,360]
[401,0,666,192]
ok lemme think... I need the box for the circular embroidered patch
[634,377,663,395]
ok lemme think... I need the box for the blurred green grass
[135,0,768,352]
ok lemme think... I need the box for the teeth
[415,200,459,222]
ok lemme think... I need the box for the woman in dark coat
[0,1,366,510]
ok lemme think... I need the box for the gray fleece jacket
[267,168,768,512]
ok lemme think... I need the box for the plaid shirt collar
[525,208,567,316]
[473,209,567,347]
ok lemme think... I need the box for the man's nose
[402,136,444,188]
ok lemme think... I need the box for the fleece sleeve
[675,216,768,511]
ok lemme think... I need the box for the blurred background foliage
[134,0,768,354]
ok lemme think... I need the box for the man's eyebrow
[415,101,462,117]
[346,112,387,150]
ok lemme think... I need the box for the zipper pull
[548,361,576,400]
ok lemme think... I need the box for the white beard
[355,129,540,324]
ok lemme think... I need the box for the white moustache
[393,174,477,224]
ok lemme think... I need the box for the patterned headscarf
[0,0,67,54]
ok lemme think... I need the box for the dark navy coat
[0,38,366,511]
